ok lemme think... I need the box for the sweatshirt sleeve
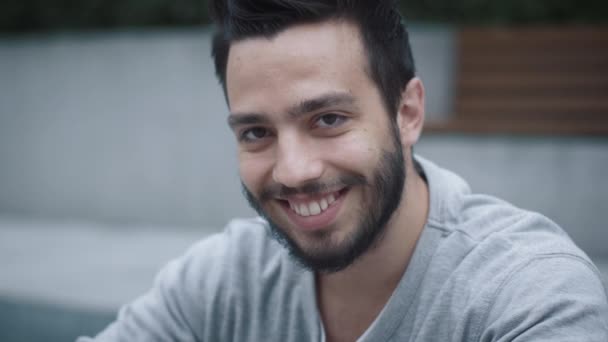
[76,233,229,342]
[479,254,608,342]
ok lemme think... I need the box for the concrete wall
[0,29,252,228]
[1,28,606,257]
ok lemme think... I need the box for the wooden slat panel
[457,98,608,112]
[425,118,608,135]
[460,51,608,65]
[454,111,608,123]
[447,26,608,135]
[460,27,608,47]
[457,74,608,89]
[460,55,608,73]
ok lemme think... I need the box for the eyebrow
[227,92,355,130]
[288,92,356,118]
[227,113,269,130]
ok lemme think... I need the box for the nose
[272,133,324,189]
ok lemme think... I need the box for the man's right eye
[240,127,269,142]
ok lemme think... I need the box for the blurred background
[1,1,607,341]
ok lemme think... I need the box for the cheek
[239,153,273,193]
[321,131,381,173]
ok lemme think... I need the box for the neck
[316,158,429,340]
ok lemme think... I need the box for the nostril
[272,160,325,189]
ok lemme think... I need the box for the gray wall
[1,28,606,256]
[0,29,252,228]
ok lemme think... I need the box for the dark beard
[242,126,405,273]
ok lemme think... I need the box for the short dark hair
[209,0,416,116]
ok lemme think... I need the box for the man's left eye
[315,114,346,128]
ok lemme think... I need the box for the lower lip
[281,190,347,232]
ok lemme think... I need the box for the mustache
[258,174,367,201]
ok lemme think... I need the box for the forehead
[225,20,372,114]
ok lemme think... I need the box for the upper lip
[277,188,344,203]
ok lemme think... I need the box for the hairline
[221,16,399,118]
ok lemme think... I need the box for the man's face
[226,20,406,272]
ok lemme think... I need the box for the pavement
[0,217,214,311]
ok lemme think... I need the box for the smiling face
[226,20,406,272]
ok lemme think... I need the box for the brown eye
[241,127,268,142]
[316,114,346,128]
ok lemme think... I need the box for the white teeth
[309,202,321,215]
[299,203,310,216]
[289,192,340,217]
[320,198,328,210]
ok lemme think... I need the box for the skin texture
[241,143,406,273]
[226,20,429,342]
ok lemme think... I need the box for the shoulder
[416,156,608,340]
[185,216,281,265]
[450,193,596,281]
[178,217,289,293]
[81,218,311,341]
[181,216,312,304]
[122,217,307,340]
[175,217,316,340]
[419,153,593,268]
[456,195,578,256]
[477,253,608,340]
[143,217,285,309]
[436,179,605,304]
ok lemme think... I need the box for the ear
[396,77,425,148]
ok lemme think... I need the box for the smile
[287,192,338,217]
[276,188,349,231]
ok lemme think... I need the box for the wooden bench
[426,27,608,135]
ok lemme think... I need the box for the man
[80,1,608,341]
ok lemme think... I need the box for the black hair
[209,0,416,116]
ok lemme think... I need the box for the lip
[279,189,348,232]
